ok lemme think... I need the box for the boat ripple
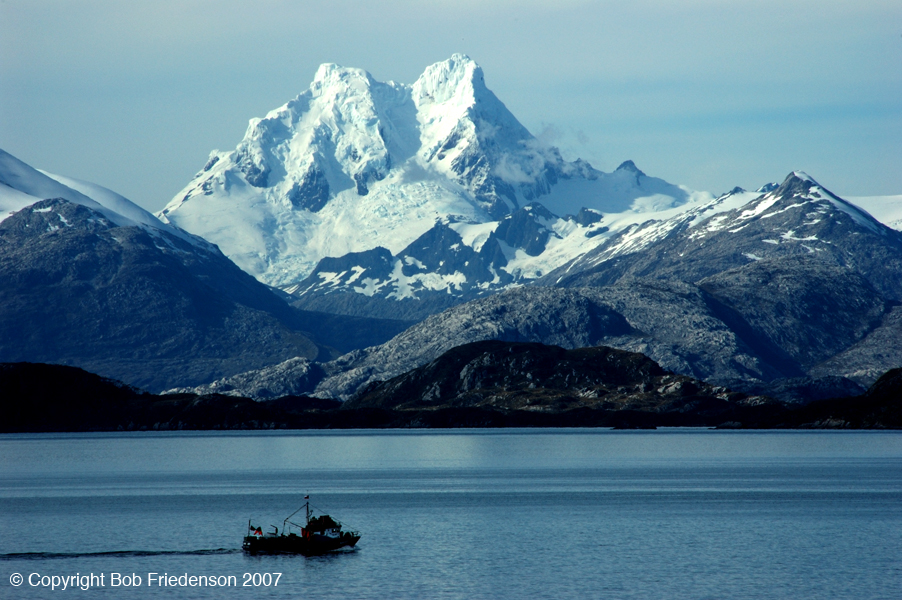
[0,548,240,561]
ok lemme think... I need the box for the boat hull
[242,532,360,556]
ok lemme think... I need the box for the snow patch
[346,266,366,284]
[353,277,387,297]
[781,230,818,242]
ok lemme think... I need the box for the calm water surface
[1,429,900,599]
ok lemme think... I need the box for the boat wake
[0,548,240,561]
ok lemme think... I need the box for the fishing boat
[242,497,360,555]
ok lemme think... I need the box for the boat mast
[281,496,312,534]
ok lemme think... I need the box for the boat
[242,497,360,555]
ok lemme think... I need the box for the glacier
[158,54,712,289]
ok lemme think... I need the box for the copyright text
[9,571,282,590]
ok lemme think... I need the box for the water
[1,429,900,599]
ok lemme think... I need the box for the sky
[1,0,900,213]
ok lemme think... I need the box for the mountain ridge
[543,172,902,300]
[0,148,207,249]
[0,196,331,391]
[159,55,711,295]
[181,171,902,401]
[6,357,900,432]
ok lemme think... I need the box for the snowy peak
[412,54,549,218]
[677,171,890,249]
[545,169,902,305]
[222,59,407,202]
[775,170,820,198]
[0,147,207,248]
[164,54,577,224]
[0,148,93,211]
[412,53,486,106]
[160,56,709,288]
[616,160,645,176]
[765,171,885,235]
[311,62,373,89]
[412,53,524,146]
[773,171,847,201]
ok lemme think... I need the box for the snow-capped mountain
[0,148,205,248]
[184,171,902,401]
[159,55,711,291]
[1,147,407,388]
[0,193,331,391]
[0,148,425,390]
[538,171,902,386]
[545,172,902,300]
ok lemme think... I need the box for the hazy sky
[2,0,900,213]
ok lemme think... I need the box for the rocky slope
[189,194,898,401]
[344,340,897,429]
[0,197,333,391]
[310,272,888,400]
[187,279,859,402]
[346,340,760,414]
